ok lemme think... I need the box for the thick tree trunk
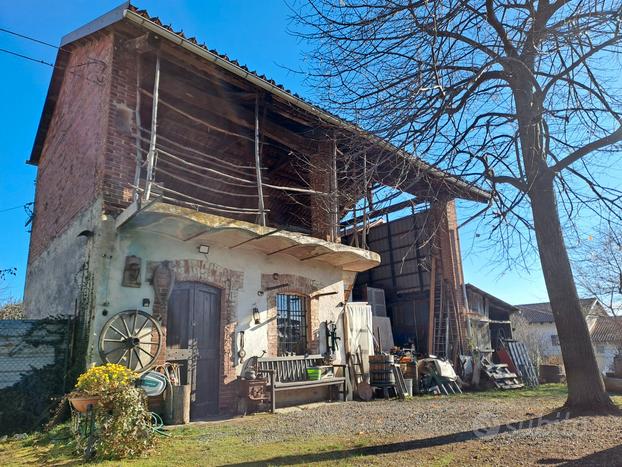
[529,177,618,414]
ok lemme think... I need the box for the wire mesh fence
[0,318,74,435]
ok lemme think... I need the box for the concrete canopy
[117,200,381,272]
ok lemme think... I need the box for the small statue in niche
[122,255,142,287]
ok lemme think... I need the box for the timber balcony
[116,200,381,272]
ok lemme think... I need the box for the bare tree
[574,224,622,314]
[293,0,622,413]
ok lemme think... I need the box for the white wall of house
[87,223,349,374]
[512,316,561,362]
[594,343,620,374]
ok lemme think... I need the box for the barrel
[539,364,564,383]
[369,355,396,386]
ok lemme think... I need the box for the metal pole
[255,94,266,226]
[144,54,161,200]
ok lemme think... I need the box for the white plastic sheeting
[344,302,375,374]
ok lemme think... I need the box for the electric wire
[0,47,53,67]
[0,27,60,49]
[0,202,33,214]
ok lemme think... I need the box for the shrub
[71,364,155,459]
[74,363,137,396]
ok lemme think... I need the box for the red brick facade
[29,32,114,261]
[151,259,244,413]
[261,273,323,355]
[431,199,468,346]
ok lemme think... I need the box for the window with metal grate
[276,294,308,355]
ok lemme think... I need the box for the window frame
[276,293,309,356]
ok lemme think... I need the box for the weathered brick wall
[431,199,468,345]
[102,32,141,214]
[261,273,323,355]
[28,33,114,262]
[150,259,244,413]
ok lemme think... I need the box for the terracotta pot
[69,396,101,413]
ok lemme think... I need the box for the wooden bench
[241,355,348,412]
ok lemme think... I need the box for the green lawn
[1,384,619,466]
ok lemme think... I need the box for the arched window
[276,293,308,355]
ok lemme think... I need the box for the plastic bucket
[306,367,321,381]
[404,378,413,396]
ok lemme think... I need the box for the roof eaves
[465,283,518,313]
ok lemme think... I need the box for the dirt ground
[2,385,621,466]
[188,387,622,466]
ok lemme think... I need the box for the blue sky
[0,1,550,305]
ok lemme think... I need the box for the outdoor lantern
[252,307,261,324]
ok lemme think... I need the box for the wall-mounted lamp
[252,307,261,325]
[142,298,151,307]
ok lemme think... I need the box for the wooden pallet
[481,358,524,390]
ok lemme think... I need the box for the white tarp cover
[344,302,375,374]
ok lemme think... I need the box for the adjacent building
[513,298,620,373]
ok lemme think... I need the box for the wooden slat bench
[241,355,348,412]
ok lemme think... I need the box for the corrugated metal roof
[590,316,622,344]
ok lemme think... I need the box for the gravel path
[188,395,622,465]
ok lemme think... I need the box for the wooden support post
[362,152,368,250]
[144,54,161,200]
[255,94,266,226]
[331,137,339,242]
[385,213,398,289]
[132,55,143,202]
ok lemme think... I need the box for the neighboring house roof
[28,2,490,203]
[465,283,518,313]
[515,298,604,324]
[590,316,622,345]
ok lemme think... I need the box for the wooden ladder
[432,272,447,357]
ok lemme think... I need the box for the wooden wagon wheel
[98,310,162,372]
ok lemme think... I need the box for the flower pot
[69,396,101,413]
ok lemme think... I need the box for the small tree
[294,0,622,413]
[574,225,622,315]
[0,301,24,320]
[511,314,547,372]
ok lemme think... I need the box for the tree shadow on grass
[538,444,622,466]
[222,410,571,466]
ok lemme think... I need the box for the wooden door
[168,282,221,419]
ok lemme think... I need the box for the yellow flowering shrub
[74,363,137,396]
[71,364,154,459]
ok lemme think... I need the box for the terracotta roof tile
[515,298,599,323]
[590,316,622,344]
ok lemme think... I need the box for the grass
[454,383,569,399]
[0,384,620,466]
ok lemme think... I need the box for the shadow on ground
[539,444,622,466]
[222,410,572,466]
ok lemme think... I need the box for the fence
[0,318,74,435]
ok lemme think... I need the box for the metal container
[369,354,396,386]
[539,364,564,383]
